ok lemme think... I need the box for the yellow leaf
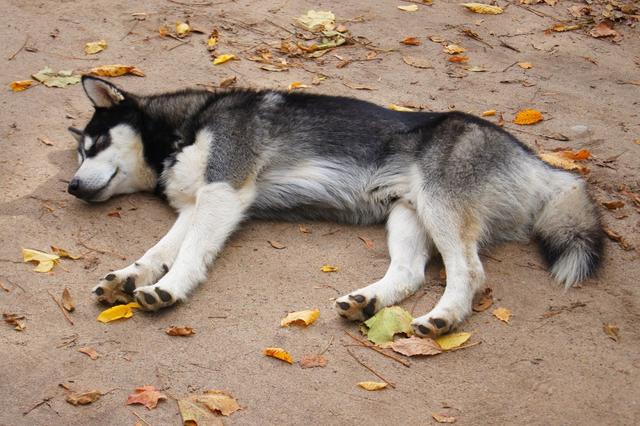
[603,323,619,342]
[432,413,457,423]
[552,24,581,32]
[263,347,293,364]
[207,36,218,49]
[443,44,466,54]
[97,302,141,323]
[51,245,82,260]
[84,40,107,55]
[388,104,415,112]
[320,265,338,272]
[88,64,145,77]
[538,151,589,174]
[213,54,236,65]
[358,381,388,390]
[398,5,419,12]
[462,3,504,14]
[518,62,533,69]
[176,22,191,37]
[492,307,512,323]
[513,108,543,125]
[288,82,310,91]
[482,109,496,117]
[280,309,320,327]
[435,331,471,350]
[22,248,59,273]
[9,80,35,92]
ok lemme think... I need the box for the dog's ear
[68,127,83,144]
[82,76,126,108]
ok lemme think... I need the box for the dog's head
[68,76,156,202]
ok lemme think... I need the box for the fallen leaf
[590,22,621,41]
[400,37,421,46]
[435,332,471,350]
[66,390,101,406]
[97,302,141,323]
[280,309,320,327]
[288,81,310,91]
[603,227,634,251]
[432,413,457,423]
[219,75,236,88]
[84,40,107,55]
[402,55,433,69]
[32,67,81,88]
[297,10,336,32]
[603,323,619,342]
[207,30,219,50]
[51,246,82,260]
[61,288,75,312]
[88,65,145,77]
[462,3,503,14]
[107,210,121,218]
[178,390,240,425]
[429,35,445,43]
[127,385,167,409]
[539,151,589,174]
[555,149,591,161]
[264,347,293,364]
[602,200,625,210]
[388,104,416,112]
[472,287,493,312]
[78,346,99,360]
[321,265,338,272]
[492,307,512,323]
[361,306,413,345]
[443,44,466,55]
[300,354,328,368]
[448,56,469,63]
[358,381,388,390]
[176,22,191,38]
[166,326,196,336]
[518,62,533,69]
[3,313,26,331]
[467,66,486,72]
[482,110,496,117]
[398,5,419,12]
[390,336,442,356]
[513,109,543,125]
[22,248,59,272]
[9,80,35,92]
[212,54,236,65]
[299,224,311,234]
[358,235,374,249]
[551,24,581,32]
[268,240,286,249]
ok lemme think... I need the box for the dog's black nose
[68,178,81,196]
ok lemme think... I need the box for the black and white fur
[68,76,603,337]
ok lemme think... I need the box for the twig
[77,239,126,260]
[22,396,53,416]
[1,276,25,292]
[446,341,482,352]
[0,280,9,292]
[167,0,212,5]
[345,347,396,388]
[502,61,519,72]
[318,335,334,355]
[129,409,152,426]
[265,19,296,35]
[8,36,29,61]
[120,19,140,41]
[47,290,74,325]
[479,253,502,263]
[498,40,521,53]
[345,331,411,367]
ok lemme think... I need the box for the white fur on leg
[336,202,431,320]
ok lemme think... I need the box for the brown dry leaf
[321,265,338,272]
[482,110,496,117]
[298,224,311,234]
[66,390,102,406]
[178,390,240,425]
[3,313,26,331]
[538,151,590,174]
[38,137,54,147]
[280,309,320,327]
[166,326,195,336]
[219,75,236,88]
[603,323,619,342]
[602,200,625,210]
[462,3,504,14]
[402,56,432,69]
[390,336,442,356]
[443,44,466,54]
[268,240,286,249]
[433,413,457,423]
[51,246,82,260]
[398,4,419,12]
[88,65,145,77]
[264,347,294,364]
[518,62,533,69]
[400,37,421,46]
[472,287,493,312]
[513,109,543,125]
[107,210,122,218]
[448,56,469,63]
[590,22,621,41]
[492,307,512,323]
[61,288,75,312]
[358,235,375,249]
[127,385,167,409]
[603,227,634,251]
[9,80,35,92]
[300,354,328,368]
[358,381,388,390]
[78,346,99,360]
[429,35,445,43]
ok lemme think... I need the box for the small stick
[8,36,29,61]
[479,253,502,263]
[129,409,152,426]
[22,396,53,416]
[345,331,410,367]
[318,335,334,355]
[47,290,74,325]
[265,19,296,35]
[0,280,9,292]
[502,61,519,72]
[167,0,212,5]
[120,19,140,41]
[498,40,521,53]
[345,347,396,388]
[77,239,126,260]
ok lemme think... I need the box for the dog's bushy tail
[534,179,604,287]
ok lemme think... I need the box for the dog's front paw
[411,306,468,338]
[134,284,178,311]
[335,293,379,321]
[92,262,161,305]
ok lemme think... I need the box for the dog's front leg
[134,182,253,310]
[92,206,194,304]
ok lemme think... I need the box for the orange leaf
[263,347,293,364]
[357,235,374,249]
[300,354,328,368]
[9,80,35,92]
[78,346,99,360]
[166,326,195,336]
[88,64,145,77]
[126,385,167,409]
[513,109,543,125]
[400,37,421,46]
[448,56,469,63]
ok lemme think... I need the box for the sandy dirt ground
[1,0,640,425]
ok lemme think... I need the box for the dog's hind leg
[335,201,431,321]
[411,194,485,337]
[92,206,194,304]
[133,182,254,310]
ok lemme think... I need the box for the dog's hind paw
[335,293,379,321]
[134,285,177,311]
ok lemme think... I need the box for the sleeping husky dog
[68,76,603,337]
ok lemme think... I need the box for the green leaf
[361,306,413,345]
[32,66,81,88]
